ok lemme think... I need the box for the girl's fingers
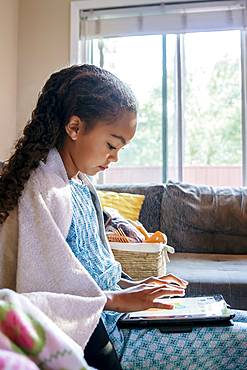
[150,287,185,299]
[152,302,174,310]
[143,284,185,301]
[148,286,185,309]
[140,282,185,294]
[148,274,188,288]
[163,274,188,287]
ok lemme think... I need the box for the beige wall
[0,0,84,161]
[0,0,19,161]
[17,0,79,135]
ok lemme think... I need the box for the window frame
[70,0,247,186]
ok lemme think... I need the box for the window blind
[79,0,247,39]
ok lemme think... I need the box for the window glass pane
[90,30,242,186]
[91,36,163,184]
[183,31,242,186]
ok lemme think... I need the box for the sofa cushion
[167,252,247,310]
[161,180,247,254]
[95,184,165,233]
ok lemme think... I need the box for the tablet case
[117,295,235,333]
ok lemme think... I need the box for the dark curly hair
[0,64,137,224]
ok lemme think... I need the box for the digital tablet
[118,295,235,332]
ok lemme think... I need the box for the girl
[0,64,247,370]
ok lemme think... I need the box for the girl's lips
[99,166,108,171]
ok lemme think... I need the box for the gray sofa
[1,155,246,310]
[96,180,247,310]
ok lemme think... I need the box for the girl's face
[59,111,137,179]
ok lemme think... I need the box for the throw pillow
[97,190,145,221]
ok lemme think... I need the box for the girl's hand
[119,273,188,290]
[104,282,185,313]
[137,274,188,288]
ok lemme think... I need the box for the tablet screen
[124,295,233,321]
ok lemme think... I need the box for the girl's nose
[109,150,119,163]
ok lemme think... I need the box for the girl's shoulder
[20,150,72,234]
[27,149,69,192]
[22,149,71,208]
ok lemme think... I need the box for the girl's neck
[70,173,83,184]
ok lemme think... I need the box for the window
[71,0,247,186]
[91,35,164,185]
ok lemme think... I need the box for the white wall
[0,0,18,161]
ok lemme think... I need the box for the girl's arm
[104,281,186,312]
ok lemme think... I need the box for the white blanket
[0,149,113,349]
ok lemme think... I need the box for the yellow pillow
[97,190,145,221]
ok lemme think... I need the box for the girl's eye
[108,143,116,150]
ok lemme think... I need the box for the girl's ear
[65,116,83,141]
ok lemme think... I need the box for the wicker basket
[110,242,174,280]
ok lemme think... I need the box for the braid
[0,64,137,224]
[0,75,62,224]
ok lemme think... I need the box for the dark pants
[84,318,122,370]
